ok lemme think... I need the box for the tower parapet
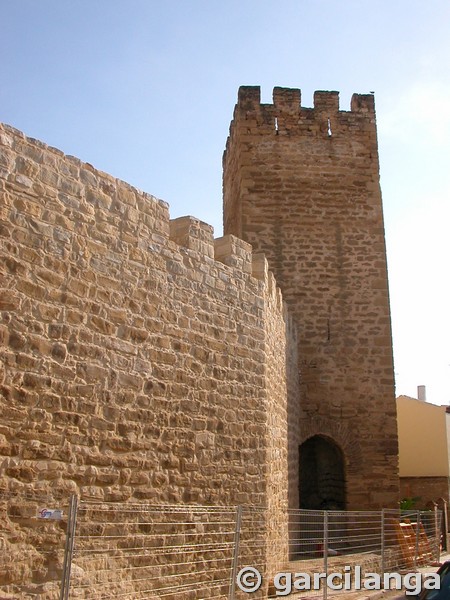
[226,86,377,148]
[234,85,375,115]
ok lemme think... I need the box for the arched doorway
[299,435,346,510]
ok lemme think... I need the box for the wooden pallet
[393,519,433,567]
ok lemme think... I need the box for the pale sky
[2,0,449,404]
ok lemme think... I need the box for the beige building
[397,390,450,507]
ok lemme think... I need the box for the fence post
[229,505,243,600]
[442,501,448,552]
[381,509,385,575]
[60,494,79,600]
[414,510,420,569]
[323,511,328,600]
[434,505,441,562]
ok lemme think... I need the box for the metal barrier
[68,501,239,599]
[255,508,442,598]
[0,495,443,599]
[0,488,69,599]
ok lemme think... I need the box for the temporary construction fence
[0,490,443,600]
[0,487,70,599]
[67,500,239,599]
[265,508,442,598]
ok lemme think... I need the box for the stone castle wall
[0,81,402,593]
[223,86,399,509]
[0,122,299,591]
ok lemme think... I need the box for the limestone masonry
[223,87,399,510]
[0,85,399,592]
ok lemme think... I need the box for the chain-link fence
[0,492,443,600]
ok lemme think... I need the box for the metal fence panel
[0,494,443,600]
[0,488,69,599]
[68,501,239,599]
[234,508,442,599]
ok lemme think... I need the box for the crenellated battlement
[350,92,376,113]
[235,85,375,115]
[313,90,340,113]
[169,216,215,259]
[273,87,301,113]
[0,122,288,318]
[214,234,253,275]
[227,85,376,146]
[168,220,284,306]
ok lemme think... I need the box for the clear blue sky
[2,0,449,404]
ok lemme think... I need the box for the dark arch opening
[299,435,346,510]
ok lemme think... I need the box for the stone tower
[223,86,399,509]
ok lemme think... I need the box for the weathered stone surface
[0,118,296,595]
[0,85,400,596]
[223,85,399,513]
